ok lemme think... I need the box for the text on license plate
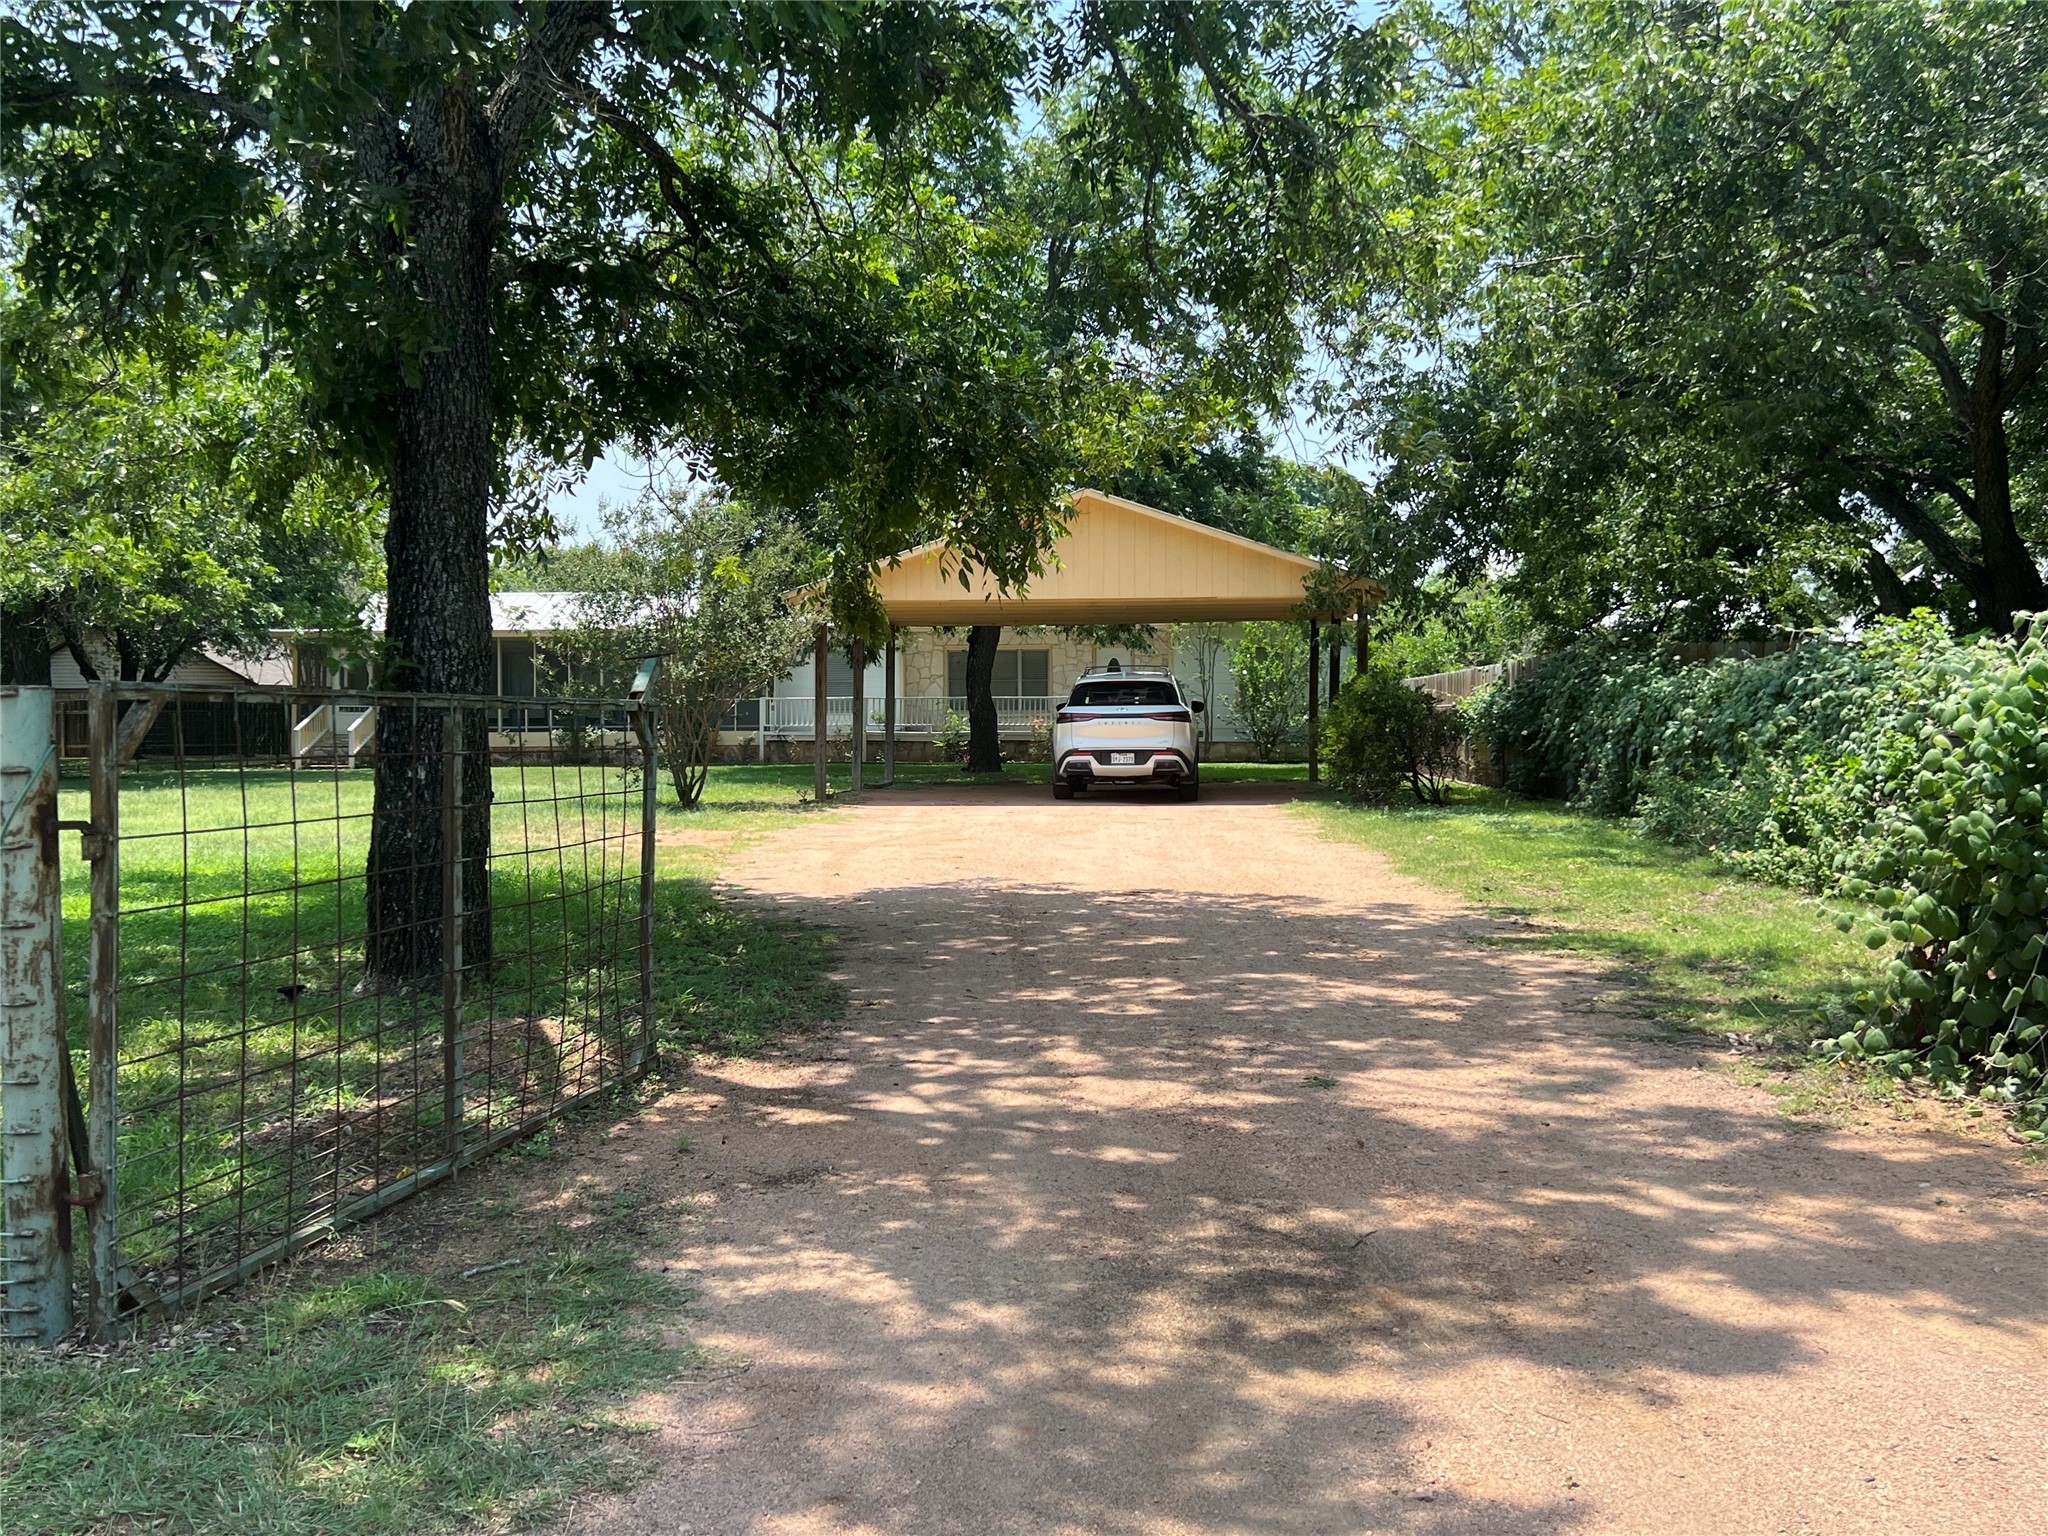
[1109,751,1137,765]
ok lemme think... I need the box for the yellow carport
[808,488,1383,796]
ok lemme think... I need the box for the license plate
[1109,751,1136,765]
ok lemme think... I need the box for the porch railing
[747,696,1056,737]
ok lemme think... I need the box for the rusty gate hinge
[57,819,103,859]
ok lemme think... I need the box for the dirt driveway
[570,782,2048,1536]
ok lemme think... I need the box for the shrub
[1470,615,2048,1125]
[1324,668,1468,806]
[934,709,971,764]
[1230,622,1307,759]
[1026,715,1053,762]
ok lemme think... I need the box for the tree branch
[2001,323,2046,412]
[483,0,611,187]
[14,69,270,135]
[1850,469,1982,588]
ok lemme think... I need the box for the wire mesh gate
[2,679,658,1342]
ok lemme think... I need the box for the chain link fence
[2,679,657,1342]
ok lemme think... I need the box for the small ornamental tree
[1323,668,1466,806]
[1229,622,1308,760]
[572,495,809,809]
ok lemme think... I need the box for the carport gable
[868,489,1381,626]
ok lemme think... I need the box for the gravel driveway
[568,782,2048,1536]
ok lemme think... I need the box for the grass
[12,759,840,1535]
[0,1246,689,1536]
[54,763,669,1283]
[1299,785,1882,1053]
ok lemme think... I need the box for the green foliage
[571,494,810,808]
[1372,576,1537,679]
[0,303,379,679]
[1360,0,2048,637]
[1473,616,2048,1122]
[1323,668,1467,806]
[934,709,972,764]
[1229,622,1308,759]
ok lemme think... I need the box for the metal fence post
[637,703,658,1063]
[0,686,71,1343]
[440,708,465,1162]
[84,684,122,1338]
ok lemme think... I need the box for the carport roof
[868,489,1382,627]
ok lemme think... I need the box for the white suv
[1051,663,1204,801]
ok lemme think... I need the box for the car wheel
[1177,777,1200,802]
[1053,778,1076,800]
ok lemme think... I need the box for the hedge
[1470,616,2048,1128]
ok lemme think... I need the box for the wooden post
[1327,622,1342,701]
[882,629,897,786]
[849,636,865,793]
[84,683,122,1338]
[1356,603,1370,675]
[1306,621,1320,784]
[635,700,658,1066]
[812,625,829,802]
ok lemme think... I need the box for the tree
[5,0,1027,975]
[1353,0,2048,637]
[0,297,378,686]
[1229,622,1308,759]
[570,495,809,809]
[1168,623,1232,743]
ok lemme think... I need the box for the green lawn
[1300,787,1881,1051]
[8,760,838,1536]
[1,1246,689,1536]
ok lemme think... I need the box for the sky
[545,395,1370,544]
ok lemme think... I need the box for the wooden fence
[1403,639,1802,786]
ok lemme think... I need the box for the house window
[498,638,536,697]
[946,648,1050,699]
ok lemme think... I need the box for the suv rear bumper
[1058,748,1195,781]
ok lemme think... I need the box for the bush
[934,710,970,764]
[1324,668,1468,806]
[1471,615,2048,1126]
[1025,715,1053,762]
[1230,622,1307,759]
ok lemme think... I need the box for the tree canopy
[1348,0,2048,640]
[0,286,379,682]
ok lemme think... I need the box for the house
[49,641,295,757]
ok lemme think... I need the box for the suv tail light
[1144,709,1191,722]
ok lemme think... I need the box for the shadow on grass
[1300,787,1880,1051]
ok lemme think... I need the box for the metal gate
[1,678,658,1342]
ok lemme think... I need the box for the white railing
[749,696,1056,737]
[291,703,378,763]
[290,705,331,760]
[342,706,377,759]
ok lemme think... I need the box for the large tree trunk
[1965,406,2047,635]
[0,603,52,686]
[964,625,1004,773]
[365,86,498,981]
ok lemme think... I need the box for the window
[1068,679,1179,707]
[498,638,536,696]
[945,648,1051,699]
